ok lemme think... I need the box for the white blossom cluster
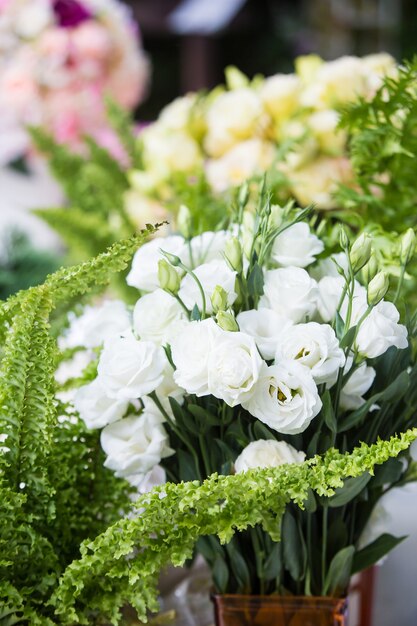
[69,218,408,486]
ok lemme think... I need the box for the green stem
[250,527,266,594]
[199,434,211,476]
[172,294,191,318]
[394,263,406,304]
[321,506,328,594]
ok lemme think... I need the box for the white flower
[354,301,408,359]
[235,439,305,473]
[310,252,348,281]
[207,330,263,407]
[290,156,353,210]
[204,88,264,157]
[205,139,274,193]
[159,94,196,131]
[260,267,318,323]
[97,333,166,400]
[58,300,131,349]
[171,318,222,396]
[133,289,186,344]
[179,260,237,314]
[73,378,128,430]
[127,235,187,292]
[340,359,376,411]
[101,411,173,479]
[144,362,185,419]
[316,276,366,323]
[243,361,322,434]
[236,308,293,360]
[271,223,324,268]
[141,126,202,179]
[275,322,345,387]
[189,230,230,266]
[307,109,345,153]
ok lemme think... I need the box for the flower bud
[216,311,239,332]
[160,249,181,267]
[224,237,243,273]
[367,271,389,306]
[350,233,372,273]
[339,227,349,251]
[361,253,379,284]
[177,204,192,239]
[238,182,249,207]
[269,204,284,228]
[211,285,228,313]
[158,259,180,294]
[400,228,417,265]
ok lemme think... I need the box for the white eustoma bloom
[339,359,376,411]
[97,333,166,400]
[58,300,131,349]
[260,73,300,120]
[207,330,263,407]
[179,260,237,314]
[236,308,293,360]
[354,301,408,359]
[171,318,222,396]
[127,236,187,292]
[271,223,324,268]
[310,252,349,281]
[243,361,322,434]
[73,378,128,430]
[234,439,305,473]
[101,411,173,479]
[189,230,230,266]
[260,267,318,323]
[133,289,186,344]
[316,276,366,323]
[275,322,345,387]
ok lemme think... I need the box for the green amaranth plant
[52,430,417,625]
[0,225,160,625]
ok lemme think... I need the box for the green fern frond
[52,429,417,624]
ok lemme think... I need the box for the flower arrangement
[52,187,417,621]
[0,0,149,165]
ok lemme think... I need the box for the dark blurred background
[125,0,417,120]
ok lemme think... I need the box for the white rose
[204,88,264,157]
[205,139,274,193]
[243,361,322,434]
[144,362,185,419]
[271,223,324,268]
[260,73,300,121]
[101,411,173,479]
[235,439,305,473]
[171,318,222,396]
[189,230,230,266]
[354,301,408,359]
[127,235,187,292]
[73,378,128,430]
[259,267,318,323]
[179,260,237,314]
[317,276,366,323]
[310,252,348,281]
[97,333,166,400]
[133,289,186,344]
[207,330,263,407]
[340,359,376,411]
[236,308,293,360]
[59,300,131,350]
[275,322,345,387]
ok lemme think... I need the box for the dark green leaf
[282,511,307,581]
[188,403,220,427]
[328,473,371,508]
[324,545,355,595]
[340,325,357,350]
[335,311,345,340]
[372,458,404,487]
[247,263,264,298]
[352,534,406,574]
[191,304,201,321]
[253,421,276,441]
[321,390,336,434]
[303,489,317,514]
[263,541,282,581]
[212,554,229,593]
[225,540,251,592]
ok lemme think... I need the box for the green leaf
[339,325,357,350]
[247,262,264,298]
[321,390,336,434]
[335,311,344,339]
[263,541,282,581]
[303,489,317,514]
[191,304,201,321]
[253,421,276,441]
[324,546,355,595]
[188,404,220,427]
[225,539,251,592]
[352,534,406,574]
[282,511,307,582]
[372,458,404,487]
[212,554,229,593]
[328,473,371,508]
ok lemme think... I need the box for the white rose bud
[98,334,166,400]
[400,228,417,265]
[339,227,349,251]
[224,237,243,273]
[211,285,228,313]
[367,271,389,306]
[216,311,239,332]
[361,254,379,284]
[350,233,372,273]
[158,259,181,295]
[235,439,305,473]
[177,204,192,238]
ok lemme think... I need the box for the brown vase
[212,594,348,626]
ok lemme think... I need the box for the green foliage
[0,230,61,300]
[0,226,158,624]
[337,58,417,230]
[51,430,417,625]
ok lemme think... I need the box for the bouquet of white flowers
[62,187,417,608]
